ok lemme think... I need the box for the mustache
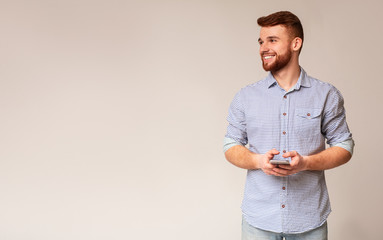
[261,51,276,56]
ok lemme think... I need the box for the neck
[271,58,301,91]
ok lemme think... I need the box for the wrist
[251,153,262,169]
[303,155,310,170]
[253,153,264,169]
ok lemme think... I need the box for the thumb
[283,150,297,158]
[267,148,280,157]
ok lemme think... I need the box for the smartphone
[269,157,291,165]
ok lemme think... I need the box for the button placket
[280,93,289,161]
[280,93,289,221]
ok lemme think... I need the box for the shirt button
[283,96,287,99]
[283,150,286,153]
[282,187,286,190]
[307,113,311,117]
[283,131,286,135]
[283,113,286,116]
[282,205,285,208]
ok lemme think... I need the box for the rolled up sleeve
[223,137,242,153]
[225,90,248,147]
[332,139,355,155]
[322,86,354,154]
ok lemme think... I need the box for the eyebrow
[258,36,280,42]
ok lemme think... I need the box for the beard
[262,49,292,72]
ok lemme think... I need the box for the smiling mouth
[263,55,275,60]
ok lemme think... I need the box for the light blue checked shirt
[224,68,354,234]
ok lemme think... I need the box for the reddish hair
[257,11,304,51]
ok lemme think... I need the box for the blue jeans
[242,216,328,240]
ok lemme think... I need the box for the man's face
[258,25,293,72]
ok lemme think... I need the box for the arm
[277,86,354,175]
[276,146,352,175]
[224,145,259,169]
[304,146,351,170]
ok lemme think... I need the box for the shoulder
[236,77,269,96]
[305,74,345,111]
[229,77,269,110]
[306,74,343,97]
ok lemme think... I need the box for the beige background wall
[0,0,382,239]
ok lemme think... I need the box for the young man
[223,11,354,240]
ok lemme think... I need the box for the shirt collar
[266,67,311,90]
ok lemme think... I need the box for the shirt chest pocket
[294,108,322,136]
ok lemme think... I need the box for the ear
[291,37,303,52]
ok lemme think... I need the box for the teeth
[264,56,274,59]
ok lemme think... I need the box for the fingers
[269,148,280,155]
[277,164,293,170]
[262,149,299,176]
[266,148,280,159]
[264,168,286,177]
[264,162,276,170]
[282,150,297,158]
[262,150,305,176]
[266,167,295,177]
[282,151,300,167]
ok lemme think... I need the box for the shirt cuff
[223,137,242,153]
[330,139,355,155]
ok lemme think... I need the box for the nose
[260,42,269,54]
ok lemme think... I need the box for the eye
[258,41,263,45]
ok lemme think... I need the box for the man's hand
[257,149,289,177]
[273,151,308,176]
[226,144,351,174]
